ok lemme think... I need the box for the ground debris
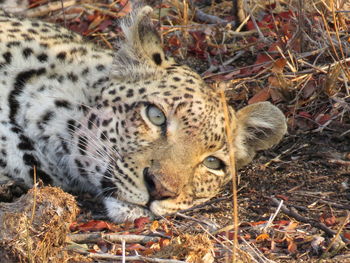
[0,186,79,263]
[154,233,214,263]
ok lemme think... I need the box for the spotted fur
[0,6,287,222]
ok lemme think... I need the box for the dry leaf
[256,233,270,242]
[248,87,270,104]
[150,220,160,232]
[271,58,287,73]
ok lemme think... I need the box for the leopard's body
[0,6,287,222]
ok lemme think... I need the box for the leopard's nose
[143,168,178,201]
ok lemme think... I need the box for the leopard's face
[73,6,287,221]
[85,65,233,216]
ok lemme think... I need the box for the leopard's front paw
[103,197,154,223]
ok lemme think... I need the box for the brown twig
[270,197,349,243]
[175,212,219,232]
[318,199,350,210]
[245,4,269,43]
[328,159,350,166]
[25,0,79,17]
[83,252,186,262]
[69,233,161,244]
[219,87,239,261]
[194,8,235,27]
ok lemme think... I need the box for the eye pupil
[203,156,224,170]
[146,105,166,126]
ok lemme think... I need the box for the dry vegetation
[0,0,349,262]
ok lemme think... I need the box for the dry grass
[0,186,79,263]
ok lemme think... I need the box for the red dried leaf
[143,248,157,256]
[285,221,298,232]
[278,11,294,20]
[98,19,113,32]
[69,222,80,232]
[71,220,114,232]
[269,88,283,102]
[275,194,289,201]
[248,220,268,226]
[160,238,171,248]
[167,35,181,48]
[134,217,150,230]
[268,42,282,53]
[150,220,159,232]
[222,70,241,81]
[252,53,273,72]
[86,14,97,22]
[116,0,133,17]
[246,20,256,31]
[273,220,291,229]
[315,114,331,125]
[88,15,105,31]
[298,111,312,119]
[320,213,337,226]
[287,239,297,253]
[271,58,287,73]
[189,31,208,58]
[344,232,350,240]
[127,243,146,251]
[68,21,89,35]
[217,231,230,240]
[261,14,274,29]
[160,221,169,234]
[255,53,272,65]
[248,87,270,104]
[268,76,280,87]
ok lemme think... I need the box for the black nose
[143,168,178,201]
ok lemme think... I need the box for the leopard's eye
[146,105,166,126]
[203,156,225,170]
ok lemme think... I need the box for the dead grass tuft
[154,233,214,263]
[0,186,79,263]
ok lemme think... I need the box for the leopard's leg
[0,122,38,201]
[0,176,29,202]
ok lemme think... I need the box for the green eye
[203,156,224,170]
[146,105,166,126]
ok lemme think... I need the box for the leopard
[0,5,287,223]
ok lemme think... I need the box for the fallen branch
[328,159,350,166]
[270,197,349,243]
[318,199,350,210]
[25,0,79,17]
[69,233,161,244]
[194,8,236,28]
[84,252,186,262]
[175,212,219,232]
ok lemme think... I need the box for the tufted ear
[112,6,173,79]
[234,102,287,169]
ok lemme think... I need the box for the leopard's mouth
[143,167,179,202]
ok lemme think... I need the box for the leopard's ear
[234,102,287,169]
[112,6,173,79]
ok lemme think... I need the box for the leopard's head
[78,6,287,222]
